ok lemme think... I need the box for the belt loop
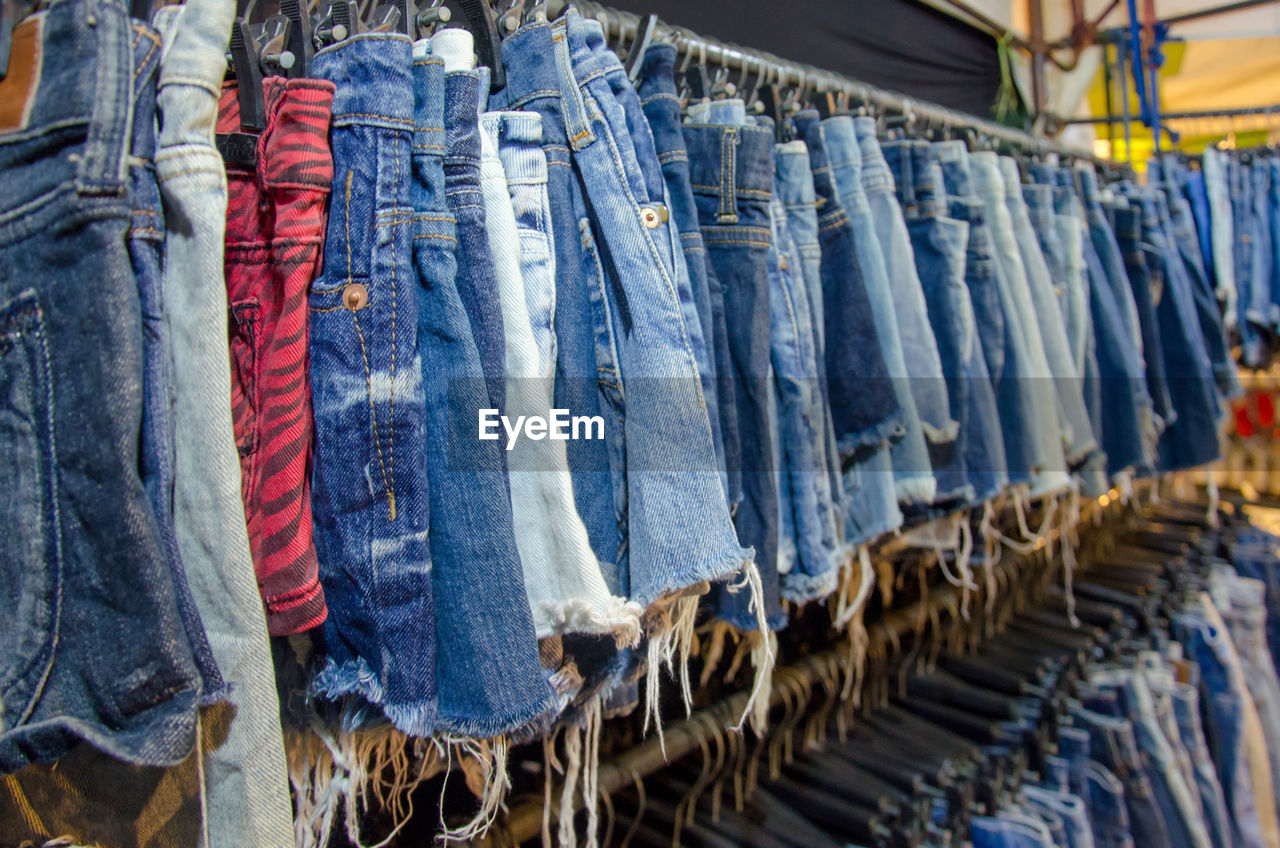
[717,126,739,225]
[900,145,916,216]
[77,0,132,196]
[553,18,595,151]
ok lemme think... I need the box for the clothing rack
[555,1,1123,172]
[1063,104,1280,124]
[478,491,1125,847]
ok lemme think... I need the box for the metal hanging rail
[561,1,1124,171]
[1063,103,1280,124]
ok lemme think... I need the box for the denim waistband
[821,115,862,174]
[853,115,894,193]
[411,44,446,155]
[685,122,775,222]
[997,155,1026,202]
[774,140,816,207]
[882,139,944,218]
[314,33,413,131]
[0,0,134,215]
[1074,164,1102,205]
[1022,183,1055,228]
[443,71,482,176]
[931,140,974,197]
[969,150,1005,199]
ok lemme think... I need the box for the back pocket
[0,289,62,732]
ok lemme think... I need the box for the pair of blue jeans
[408,39,554,738]
[635,44,732,507]
[1072,168,1152,475]
[1114,202,1176,439]
[0,0,210,771]
[1071,705,1174,848]
[308,33,438,735]
[855,117,954,500]
[684,109,784,630]
[501,13,749,612]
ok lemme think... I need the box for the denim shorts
[503,13,749,610]
[307,33,438,734]
[884,139,974,505]
[824,116,931,508]
[1114,203,1176,437]
[152,0,293,838]
[218,76,333,635]
[855,117,955,487]
[0,0,204,771]
[684,111,783,629]
[409,38,555,738]
[636,44,732,504]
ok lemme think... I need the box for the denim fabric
[1114,204,1176,437]
[792,112,901,465]
[1022,179,1098,465]
[1085,760,1137,848]
[1230,158,1267,367]
[0,0,205,771]
[935,142,1035,488]
[883,139,975,503]
[1217,575,1280,815]
[1088,670,1214,848]
[772,137,848,539]
[824,117,931,509]
[972,814,1057,848]
[481,110,637,640]
[152,0,293,839]
[635,44,732,505]
[1077,167,1147,377]
[408,39,553,737]
[1022,786,1096,848]
[854,117,955,487]
[1164,682,1234,848]
[971,152,1066,485]
[1176,609,1274,848]
[1270,158,1280,328]
[1071,705,1174,848]
[431,31,508,424]
[1160,181,1241,403]
[127,15,223,705]
[307,33,437,734]
[1201,148,1237,324]
[492,21,622,592]
[684,111,783,629]
[1071,171,1151,475]
[940,194,1009,502]
[511,13,751,612]
[1135,191,1222,472]
[1250,160,1275,332]
[992,156,1072,494]
[768,165,843,565]
[767,189,839,601]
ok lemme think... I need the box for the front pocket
[0,289,63,732]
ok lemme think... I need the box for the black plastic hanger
[623,13,657,81]
[459,0,503,92]
[227,17,266,134]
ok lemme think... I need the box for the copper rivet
[641,208,661,228]
[343,283,369,311]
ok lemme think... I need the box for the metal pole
[1029,0,1047,118]
[1062,104,1280,123]
[1102,40,1117,159]
[1161,0,1280,25]
[1116,36,1133,163]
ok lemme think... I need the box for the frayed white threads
[438,735,510,843]
[728,561,775,735]
[558,725,582,848]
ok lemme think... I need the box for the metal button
[641,207,661,229]
[658,204,669,223]
[343,283,369,311]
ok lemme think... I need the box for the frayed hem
[535,595,644,647]
[1065,439,1099,468]
[311,657,445,733]
[844,512,904,548]
[837,410,907,459]
[921,417,960,445]
[629,543,755,610]
[893,474,937,506]
[781,567,841,604]
[434,690,559,741]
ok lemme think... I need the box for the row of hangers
[508,495,1221,848]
